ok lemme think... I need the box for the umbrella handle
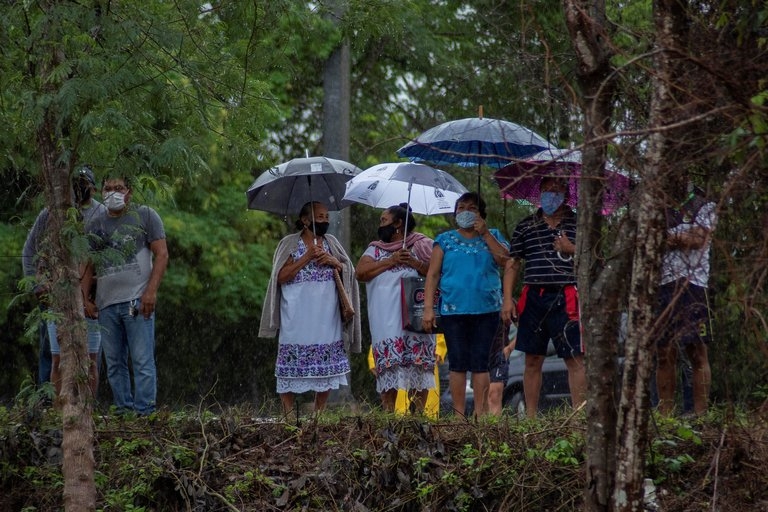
[402,178,414,250]
[309,198,318,243]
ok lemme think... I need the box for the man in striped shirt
[501,176,586,418]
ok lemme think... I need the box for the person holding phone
[422,192,508,418]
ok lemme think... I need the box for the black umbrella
[246,156,362,216]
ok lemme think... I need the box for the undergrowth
[1,389,766,511]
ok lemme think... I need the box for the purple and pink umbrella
[493,149,633,215]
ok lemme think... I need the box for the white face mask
[104,192,126,211]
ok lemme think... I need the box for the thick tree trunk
[579,140,624,512]
[322,0,351,251]
[37,3,97,510]
[322,40,352,250]
[564,1,693,509]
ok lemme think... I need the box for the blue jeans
[99,300,157,414]
[48,318,102,354]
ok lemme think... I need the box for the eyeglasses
[103,185,128,193]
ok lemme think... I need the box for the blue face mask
[540,192,565,215]
[455,210,476,229]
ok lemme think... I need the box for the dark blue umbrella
[397,117,552,167]
[397,116,553,191]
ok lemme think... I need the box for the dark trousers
[37,312,52,386]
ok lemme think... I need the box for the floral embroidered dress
[276,238,350,394]
[364,245,436,394]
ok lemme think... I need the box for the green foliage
[113,437,154,456]
[12,377,55,411]
[224,469,285,503]
[342,0,575,164]
[145,167,283,407]
[0,222,27,333]
[0,0,285,407]
[647,414,703,484]
[544,437,580,466]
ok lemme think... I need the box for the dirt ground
[1,402,767,511]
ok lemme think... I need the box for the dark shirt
[509,209,577,285]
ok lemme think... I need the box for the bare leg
[279,392,295,416]
[471,371,490,417]
[656,343,678,415]
[380,389,397,412]
[314,390,330,412]
[685,343,710,415]
[564,355,586,409]
[488,382,504,416]
[449,371,467,416]
[523,354,545,419]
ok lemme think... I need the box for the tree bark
[612,192,664,511]
[562,2,627,510]
[322,0,355,406]
[322,0,352,253]
[612,1,689,510]
[36,3,97,510]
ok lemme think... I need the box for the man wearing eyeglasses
[82,175,168,416]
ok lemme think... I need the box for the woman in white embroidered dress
[259,202,360,416]
[356,204,436,413]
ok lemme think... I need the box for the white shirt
[661,201,717,287]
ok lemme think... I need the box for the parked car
[439,340,571,418]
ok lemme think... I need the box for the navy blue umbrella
[397,116,553,192]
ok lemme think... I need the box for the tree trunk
[322,0,352,253]
[612,1,689,509]
[612,192,664,511]
[322,0,354,406]
[37,3,97,510]
[562,2,626,510]
[38,121,97,512]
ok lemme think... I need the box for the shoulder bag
[400,275,441,333]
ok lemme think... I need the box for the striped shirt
[509,209,577,285]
